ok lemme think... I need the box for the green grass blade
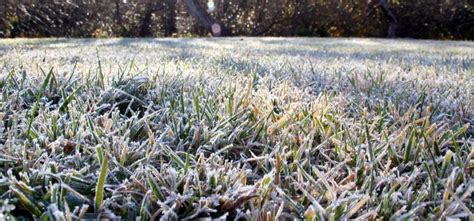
[146,172,164,201]
[26,68,53,141]
[95,150,108,211]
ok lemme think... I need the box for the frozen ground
[0,38,472,220]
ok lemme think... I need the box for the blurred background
[0,0,472,39]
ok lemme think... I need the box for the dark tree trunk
[0,0,7,37]
[139,0,158,37]
[183,0,228,36]
[378,0,397,38]
[163,0,177,37]
[114,0,127,36]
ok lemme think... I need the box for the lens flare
[207,0,215,12]
[211,23,222,36]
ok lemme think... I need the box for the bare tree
[114,0,127,35]
[163,0,177,37]
[139,0,160,37]
[378,0,397,38]
[183,0,227,36]
[0,0,7,37]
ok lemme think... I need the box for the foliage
[0,0,472,39]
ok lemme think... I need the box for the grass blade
[95,149,108,211]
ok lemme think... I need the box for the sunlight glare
[207,0,215,12]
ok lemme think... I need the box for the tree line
[0,0,472,39]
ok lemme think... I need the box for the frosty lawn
[0,38,472,220]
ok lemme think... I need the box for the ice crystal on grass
[0,38,472,220]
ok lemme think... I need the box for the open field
[0,38,473,220]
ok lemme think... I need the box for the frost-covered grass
[0,38,472,220]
